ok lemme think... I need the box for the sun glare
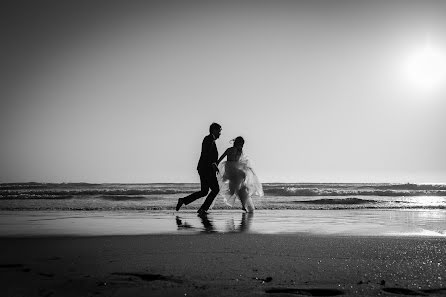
[404,41,446,91]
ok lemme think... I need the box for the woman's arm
[216,148,229,165]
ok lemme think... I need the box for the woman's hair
[233,136,244,146]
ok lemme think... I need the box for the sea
[1,182,446,211]
[1,183,446,236]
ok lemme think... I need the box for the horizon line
[1,181,445,185]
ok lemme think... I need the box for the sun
[403,42,446,91]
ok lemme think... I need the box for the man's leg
[176,171,209,211]
[199,172,220,211]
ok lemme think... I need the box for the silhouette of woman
[216,136,263,212]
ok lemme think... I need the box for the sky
[1,0,446,183]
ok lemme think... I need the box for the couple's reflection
[239,212,253,232]
[175,212,253,233]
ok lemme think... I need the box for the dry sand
[1,233,445,297]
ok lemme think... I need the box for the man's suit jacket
[197,134,218,173]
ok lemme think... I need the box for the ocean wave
[290,198,378,205]
[2,205,446,211]
[2,183,446,200]
[264,187,446,197]
[0,194,75,200]
[0,189,194,199]
[100,195,149,201]
[0,182,102,190]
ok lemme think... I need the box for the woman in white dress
[216,137,263,212]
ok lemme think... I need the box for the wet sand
[1,233,445,297]
[1,210,445,296]
[1,209,446,237]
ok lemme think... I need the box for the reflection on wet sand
[226,212,254,233]
[198,213,215,233]
[175,217,193,230]
[175,212,254,233]
[2,209,444,237]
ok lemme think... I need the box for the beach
[1,233,445,297]
[1,209,446,297]
[1,183,446,296]
[3,0,446,294]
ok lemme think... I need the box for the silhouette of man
[176,122,221,215]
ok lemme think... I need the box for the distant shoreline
[2,181,446,185]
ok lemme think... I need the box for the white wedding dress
[217,154,263,212]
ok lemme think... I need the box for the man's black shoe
[176,198,184,211]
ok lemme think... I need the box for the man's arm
[216,148,229,166]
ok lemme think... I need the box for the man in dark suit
[176,123,221,215]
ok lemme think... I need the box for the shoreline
[1,209,445,238]
[1,233,445,296]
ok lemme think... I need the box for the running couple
[176,123,263,215]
